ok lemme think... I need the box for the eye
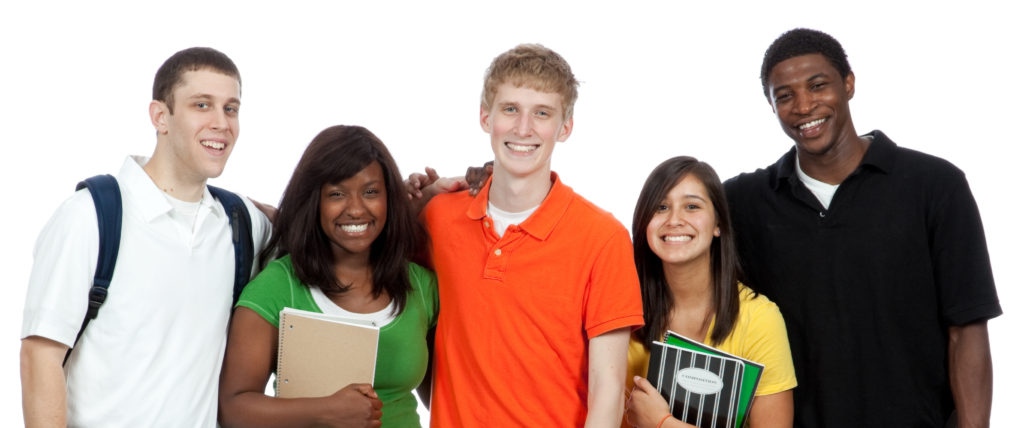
[536,110,550,118]
[655,204,669,212]
[774,93,792,103]
[364,188,381,197]
[686,203,701,210]
[503,105,517,114]
[196,102,210,109]
[225,105,240,114]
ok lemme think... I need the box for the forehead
[667,174,710,199]
[492,82,564,107]
[768,53,840,87]
[173,69,241,100]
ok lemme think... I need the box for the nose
[793,90,815,115]
[210,107,229,131]
[514,114,533,137]
[667,207,687,226]
[345,195,366,217]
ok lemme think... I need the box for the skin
[479,83,573,212]
[145,69,241,201]
[949,321,994,428]
[218,164,394,427]
[766,54,868,185]
[625,176,793,428]
[20,67,243,428]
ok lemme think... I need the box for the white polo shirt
[21,156,271,427]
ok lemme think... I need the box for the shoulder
[406,262,437,288]
[736,284,784,323]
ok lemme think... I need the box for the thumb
[633,375,657,394]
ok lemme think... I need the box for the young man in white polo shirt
[19,47,271,427]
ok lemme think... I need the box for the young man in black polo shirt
[724,28,1001,427]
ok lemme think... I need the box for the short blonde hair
[480,44,579,120]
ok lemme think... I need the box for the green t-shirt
[238,255,439,428]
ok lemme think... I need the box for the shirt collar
[770,129,896,190]
[119,156,225,223]
[466,171,573,241]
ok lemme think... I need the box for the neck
[143,154,207,202]
[663,259,713,310]
[797,131,871,185]
[487,167,553,212]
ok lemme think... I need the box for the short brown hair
[152,47,240,113]
[480,44,579,120]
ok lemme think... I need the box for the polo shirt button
[819,211,826,218]
[495,248,502,256]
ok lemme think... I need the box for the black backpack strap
[65,174,122,365]
[208,186,254,304]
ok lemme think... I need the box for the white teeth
[664,235,692,242]
[341,223,369,233]
[507,143,536,153]
[799,118,826,130]
[201,140,226,150]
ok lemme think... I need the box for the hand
[406,167,441,200]
[465,161,493,196]
[626,376,674,428]
[320,383,383,428]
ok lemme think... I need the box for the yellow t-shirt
[623,284,797,426]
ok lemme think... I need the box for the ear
[556,116,574,142]
[479,104,492,134]
[714,227,721,237]
[150,100,169,135]
[845,72,856,100]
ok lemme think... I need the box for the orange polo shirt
[424,173,644,427]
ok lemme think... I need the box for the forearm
[21,337,69,428]
[220,393,331,428]
[585,328,630,428]
[949,321,993,428]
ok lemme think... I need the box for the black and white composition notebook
[647,340,745,428]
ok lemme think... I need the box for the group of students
[20,27,1001,428]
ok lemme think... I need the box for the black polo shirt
[724,130,1001,427]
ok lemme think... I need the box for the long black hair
[632,156,742,347]
[259,125,419,314]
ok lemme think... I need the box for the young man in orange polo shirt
[416,44,644,426]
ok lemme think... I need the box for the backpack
[64,174,255,364]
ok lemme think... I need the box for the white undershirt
[795,155,840,209]
[488,202,538,237]
[164,193,201,233]
[310,285,396,327]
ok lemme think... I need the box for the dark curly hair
[760,28,851,98]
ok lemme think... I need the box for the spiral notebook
[275,307,380,398]
[647,340,746,428]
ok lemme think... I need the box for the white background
[2,1,1019,425]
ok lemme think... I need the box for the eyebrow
[186,93,241,105]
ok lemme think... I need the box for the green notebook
[664,330,763,428]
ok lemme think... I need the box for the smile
[506,142,538,153]
[798,118,826,130]
[663,235,693,242]
[201,140,226,150]
[340,223,369,233]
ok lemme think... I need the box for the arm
[585,327,630,428]
[747,390,793,428]
[949,321,993,428]
[20,336,69,428]
[218,308,383,428]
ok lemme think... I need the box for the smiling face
[319,161,387,261]
[480,83,573,181]
[150,69,240,183]
[767,53,858,158]
[646,174,720,268]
